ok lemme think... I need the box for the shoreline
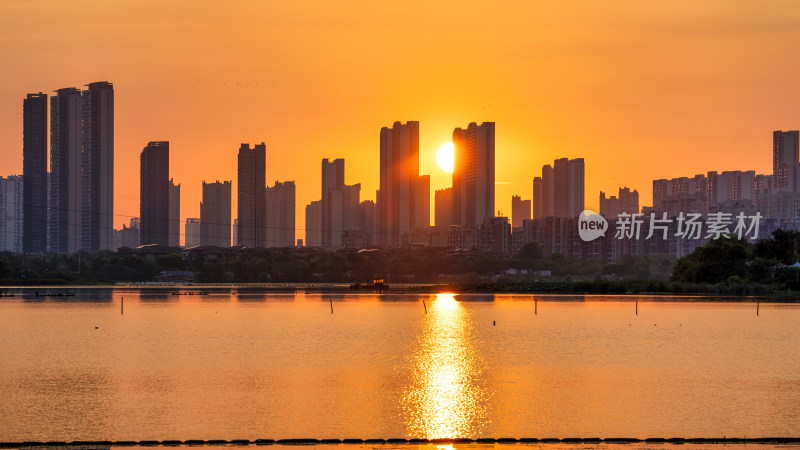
[1,282,799,300]
[2,437,800,447]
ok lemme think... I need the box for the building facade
[511,195,531,228]
[328,183,361,248]
[600,187,639,218]
[113,217,140,250]
[533,157,583,218]
[140,141,170,246]
[321,158,344,248]
[452,122,495,227]
[435,187,453,227]
[49,87,83,253]
[23,93,48,253]
[264,180,295,247]
[169,179,180,247]
[305,200,322,247]
[200,181,231,247]
[81,81,115,251]
[185,218,201,248]
[377,121,430,246]
[773,130,799,191]
[652,171,759,217]
[237,142,266,248]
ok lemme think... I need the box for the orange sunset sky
[3,0,800,244]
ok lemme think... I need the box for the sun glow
[436,142,454,173]
[435,293,458,308]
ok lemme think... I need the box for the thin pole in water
[757,298,759,317]
[121,297,124,315]
[535,298,538,316]
[422,299,428,314]
[636,299,638,316]
[330,298,333,314]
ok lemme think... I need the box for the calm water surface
[1,288,799,441]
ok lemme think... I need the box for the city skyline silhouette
[3,1,800,246]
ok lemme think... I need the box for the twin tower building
[22,82,114,253]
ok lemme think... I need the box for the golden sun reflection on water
[401,293,491,439]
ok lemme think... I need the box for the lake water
[1,288,799,442]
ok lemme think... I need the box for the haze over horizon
[3,0,800,241]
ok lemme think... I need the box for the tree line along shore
[4,230,800,295]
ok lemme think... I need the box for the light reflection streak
[401,293,490,438]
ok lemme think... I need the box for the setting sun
[436,142,454,173]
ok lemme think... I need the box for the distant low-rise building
[480,216,511,254]
[600,187,639,217]
[113,217,140,250]
[511,195,531,228]
[185,218,201,248]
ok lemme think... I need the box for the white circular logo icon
[578,210,608,241]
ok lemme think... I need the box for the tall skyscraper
[81,81,114,251]
[414,175,430,237]
[0,176,24,253]
[317,158,363,248]
[511,195,531,228]
[377,121,429,246]
[329,183,360,248]
[452,122,495,227]
[305,200,322,247]
[139,141,169,246]
[321,158,345,248]
[264,180,295,247]
[185,218,201,248]
[49,87,83,253]
[534,158,584,218]
[23,93,47,253]
[541,164,554,217]
[169,179,180,247]
[568,158,585,216]
[237,142,266,248]
[532,177,542,219]
[773,130,799,191]
[200,180,231,247]
[553,158,570,217]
